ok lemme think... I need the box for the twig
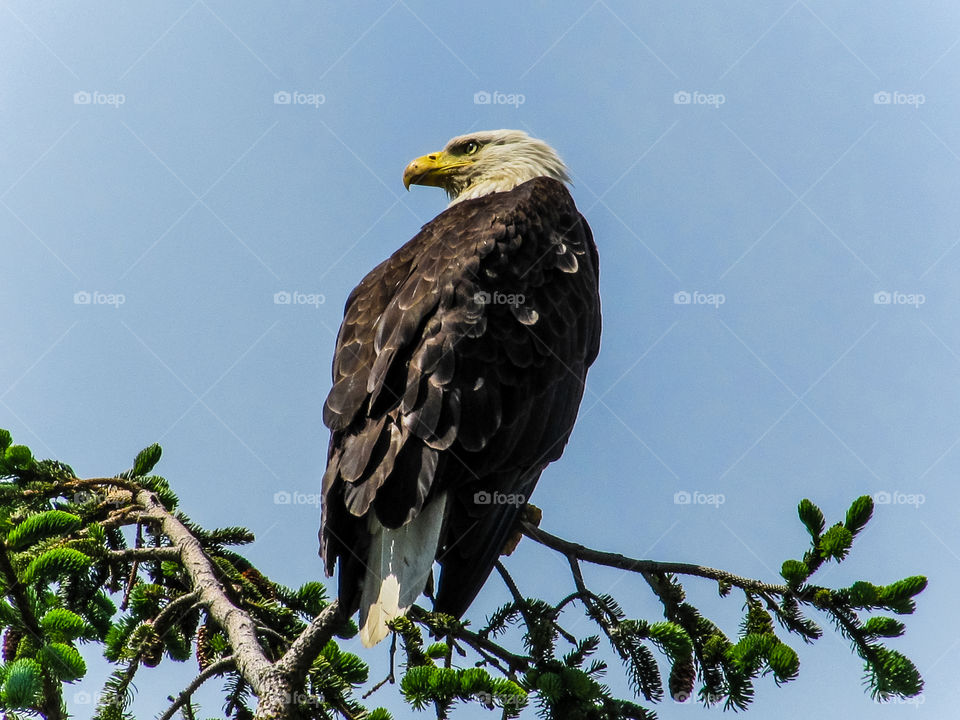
[497,560,576,645]
[364,632,398,699]
[554,590,594,613]
[154,590,202,634]
[119,519,143,611]
[363,674,394,700]
[256,624,290,645]
[494,561,535,629]
[408,606,530,673]
[158,656,235,720]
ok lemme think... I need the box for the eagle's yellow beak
[402,151,471,190]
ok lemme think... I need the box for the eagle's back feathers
[320,176,600,641]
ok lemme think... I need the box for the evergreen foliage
[0,430,927,718]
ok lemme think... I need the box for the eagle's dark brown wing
[320,176,601,618]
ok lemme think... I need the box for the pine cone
[241,568,276,600]
[140,622,164,667]
[196,621,213,671]
[2,628,22,662]
[669,658,696,702]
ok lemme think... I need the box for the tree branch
[522,521,789,596]
[273,601,342,687]
[134,489,274,693]
[158,656,235,720]
[0,540,64,720]
[408,606,530,674]
[107,546,181,562]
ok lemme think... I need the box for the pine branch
[409,606,530,674]
[0,536,64,720]
[133,488,274,692]
[271,601,342,690]
[522,521,789,596]
[107,547,181,562]
[0,432,926,717]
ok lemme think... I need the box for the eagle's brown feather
[320,176,600,619]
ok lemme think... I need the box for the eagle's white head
[403,129,570,206]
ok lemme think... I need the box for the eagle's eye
[463,141,480,156]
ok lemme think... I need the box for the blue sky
[2,2,958,717]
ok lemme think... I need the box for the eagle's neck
[448,157,570,206]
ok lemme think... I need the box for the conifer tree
[0,429,925,718]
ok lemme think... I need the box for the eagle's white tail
[359,493,448,647]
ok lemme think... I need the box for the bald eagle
[320,130,601,646]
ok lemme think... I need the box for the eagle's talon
[501,503,543,556]
[522,503,542,527]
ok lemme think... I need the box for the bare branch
[274,601,342,685]
[154,590,202,632]
[158,656,235,720]
[522,521,789,596]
